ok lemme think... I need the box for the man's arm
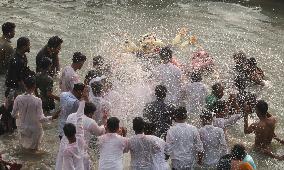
[244,113,255,134]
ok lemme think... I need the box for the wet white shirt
[147,135,170,170]
[213,114,242,130]
[128,134,160,170]
[185,82,208,115]
[165,123,203,169]
[12,93,52,150]
[153,63,182,106]
[60,66,80,92]
[98,133,129,170]
[89,95,110,126]
[62,101,86,170]
[199,125,227,167]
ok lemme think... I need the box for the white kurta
[213,114,242,130]
[153,63,182,106]
[165,123,203,169]
[60,66,80,92]
[147,135,170,170]
[11,94,52,150]
[98,133,129,170]
[199,125,227,167]
[128,134,160,170]
[185,82,208,115]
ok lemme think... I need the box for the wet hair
[144,122,155,135]
[217,154,232,170]
[155,85,167,99]
[133,117,144,134]
[107,117,120,133]
[23,75,36,89]
[256,100,268,116]
[214,100,226,113]
[17,37,30,49]
[159,47,173,62]
[233,51,247,63]
[248,57,257,67]
[93,55,104,66]
[190,71,202,82]
[63,123,76,138]
[212,83,223,96]
[234,76,247,90]
[91,81,103,95]
[174,107,188,120]
[2,22,15,35]
[72,52,87,63]
[84,102,96,115]
[47,36,63,48]
[73,83,85,91]
[40,57,52,70]
[231,144,247,160]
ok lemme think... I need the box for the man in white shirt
[128,117,160,170]
[152,47,183,106]
[58,83,85,139]
[98,117,128,170]
[60,52,86,92]
[12,76,56,151]
[166,107,203,170]
[199,110,227,169]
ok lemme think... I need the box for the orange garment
[239,162,254,170]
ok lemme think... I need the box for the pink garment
[191,50,214,71]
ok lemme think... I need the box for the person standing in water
[60,52,86,92]
[11,76,56,151]
[0,22,15,74]
[36,36,63,77]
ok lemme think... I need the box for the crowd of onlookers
[0,21,283,170]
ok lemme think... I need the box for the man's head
[248,57,257,67]
[93,55,104,67]
[255,100,268,118]
[2,22,15,39]
[200,110,213,125]
[63,123,76,141]
[90,81,103,96]
[174,107,188,122]
[144,121,155,135]
[159,47,172,63]
[155,85,167,100]
[133,117,144,134]
[47,36,63,55]
[72,83,85,99]
[190,71,202,82]
[72,52,86,70]
[107,117,120,133]
[84,102,96,118]
[231,144,247,161]
[17,37,30,53]
[212,83,224,99]
[233,51,247,65]
[23,75,36,91]
[40,57,53,71]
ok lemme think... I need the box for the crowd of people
[0,21,283,170]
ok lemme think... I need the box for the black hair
[212,83,223,96]
[47,36,63,48]
[233,51,247,62]
[144,122,155,135]
[84,102,96,115]
[248,57,257,67]
[231,144,247,160]
[93,55,104,66]
[190,71,202,82]
[234,76,247,90]
[107,117,120,133]
[159,47,173,62]
[2,22,15,35]
[40,57,52,70]
[174,107,188,120]
[63,123,76,138]
[23,75,36,89]
[72,52,87,63]
[17,37,30,49]
[155,85,167,99]
[133,117,144,134]
[256,100,268,116]
[91,81,103,95]
[73,83,85,91]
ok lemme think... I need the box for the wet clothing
[143,99,175,139]
[36,72,55,112]
[36,46,59,77]
[0,104,16,135]
[0,36,14,74]
[60,66,80,92]
[205,94,218,111]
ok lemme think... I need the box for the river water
[0,0,284,169]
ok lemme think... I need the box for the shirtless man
[244,100,276,150]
